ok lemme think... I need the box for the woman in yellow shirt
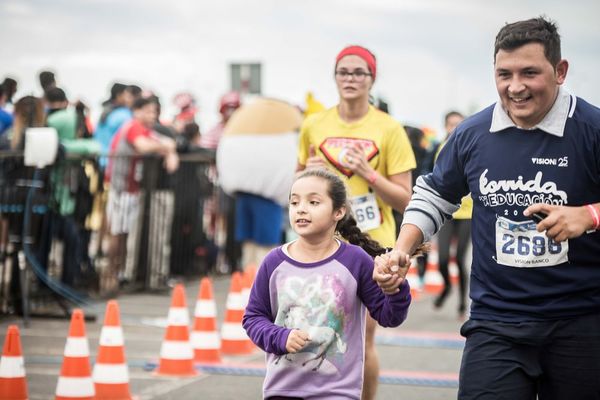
[297,45,415,400]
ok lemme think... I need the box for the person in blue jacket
[375,16,600,400]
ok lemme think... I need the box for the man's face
[135,103,158,127]
[494,42,568,129]
[445,114,464,135]
[119,90,135,109]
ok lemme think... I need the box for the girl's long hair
[295,168,387,257]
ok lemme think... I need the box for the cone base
[424,285,443,295]
[95,382,133,400]
[221,340,255,355]
[0,377,28,400]
[156,359,197,377]
[194,349,221,364]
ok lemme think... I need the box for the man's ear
[555,59,569,85]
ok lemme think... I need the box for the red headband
[335,45,377,81]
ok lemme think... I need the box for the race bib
[350,193,381,232]
[495,216,568,267]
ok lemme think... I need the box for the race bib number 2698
[495,217,568,267]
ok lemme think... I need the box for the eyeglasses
[335,70,372,82]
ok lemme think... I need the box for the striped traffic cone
[241,269,253,307]
[449,258,460,286]
[220,272,253,355]
[404,263,421,301]
[55,309,95,400]
[156,284,197,376]
[424,261,444,295]
[243,263,257,283]
[191,278,221,363]
[93,300,134,399]
[424,240,443,295]
[0,325,28,400]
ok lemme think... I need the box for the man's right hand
[373,250,411,295]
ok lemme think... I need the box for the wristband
[367,171,378,185]
[585,204,600,231]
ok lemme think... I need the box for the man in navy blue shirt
[375,17,600,400]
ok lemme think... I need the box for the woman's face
[335,55,373,103]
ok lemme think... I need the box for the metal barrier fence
[0,149,222,319]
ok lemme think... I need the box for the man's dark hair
[45,87,67,103]
[494,17,561,66]
[39,71,56,92]
[444,110,464,125]
[127,85,142,99]
[132,96,154,110]
[110,83,128,102]
[404,125,425,149]
[2,77,17,101]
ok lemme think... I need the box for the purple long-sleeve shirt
[242,241,411,399]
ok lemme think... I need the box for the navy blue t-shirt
[410,92,600,322]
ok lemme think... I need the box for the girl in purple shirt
[243,169,412,399]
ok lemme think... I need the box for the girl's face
[335,55,373,103]
[289,176,345,240]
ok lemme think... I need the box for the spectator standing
[105,97,178,292]
[431,111,472,318]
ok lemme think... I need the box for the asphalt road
[0,274,467,399]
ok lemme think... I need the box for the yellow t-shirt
[298,106,416,247]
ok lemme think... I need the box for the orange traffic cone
[449,258,460,286]
[156,284,197,376]
[220,272,253,355]
[93,300,134,399]
[424,261,444,295]
[0,325,28,400]
[404,263,421,301]
[55,309,95,400]
[241,269,253,307]
[243,263,257,283]
[191,278,221,363]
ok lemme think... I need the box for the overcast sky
[2,0,599,135]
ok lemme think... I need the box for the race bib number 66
[495,216,568,267]
[350,193,381,232]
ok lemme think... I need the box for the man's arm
[131,135,175,156]
[131,135,179,173]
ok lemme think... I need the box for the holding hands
[286,329,310,353]
[373,250,411,295]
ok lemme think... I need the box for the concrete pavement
[0,275,466,399]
